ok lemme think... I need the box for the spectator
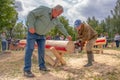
[46,35,52,40]
[99,33,104,38]
[60,35,65,40]
[114,33,120,48]
[1,32,8,52]
[54,33,60,40]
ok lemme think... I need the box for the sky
[15,0,117,26]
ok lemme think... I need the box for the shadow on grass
[54,61,120,80]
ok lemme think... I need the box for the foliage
[13,22,27,39]
[87,0,120,39]
[87,16,99,30]
[102,0,120,38]
[0,0,17,33]
[87,16,104,35]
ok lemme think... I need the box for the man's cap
[74,19,82,28]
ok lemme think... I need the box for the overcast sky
[15,0,117,26]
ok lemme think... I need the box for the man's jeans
[115,40,119,48]
[24,32,46,71]
[2,41,7,51]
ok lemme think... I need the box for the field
[0,48,120,80]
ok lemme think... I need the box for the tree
[104,0,120,38]
[13,22,27,39]
[100,20,106,32]
[0,0,18,35]
[87,16,99,30]
[110,0,120,33]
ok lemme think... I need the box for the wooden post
[50,47,66,67]
[45,54,55,66]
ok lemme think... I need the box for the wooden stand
[50,47,66,67]
[45,40,74,67]
[18,39,75,67]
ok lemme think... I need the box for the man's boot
[84,51,93,67]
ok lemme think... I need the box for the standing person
[114,33,120,48]
[60,35,65,40]
[46,35,52,40]
[24,5,72,77]
[1,32,7,52]
[54,33,60,40]
[74,19,98,67]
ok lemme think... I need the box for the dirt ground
[0,49,120,80]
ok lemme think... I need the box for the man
[1,32,7,52]
[24,5,72,77]
[74,19,98,67]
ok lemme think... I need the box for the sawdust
[0,49,120,80]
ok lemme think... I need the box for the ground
[0,49,120,80]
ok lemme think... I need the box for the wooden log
[93,37,106,54]
[19,40,75,54]
[45,40,74,54]
[94,37,106,45]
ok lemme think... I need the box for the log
[19,40,75,54]
[45,40,74,54]
[94,37,106,45]
[93,37,106,54]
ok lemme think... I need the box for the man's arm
[55,19,72,40]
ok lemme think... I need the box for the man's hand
[29,28,35,34]
[80,41,85,50]
[67,35,72,41]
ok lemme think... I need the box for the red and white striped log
[19,39,75,54]
[19,39,75,66]
[45,40,74,54]
[93,37,107,54]
[94,37,106,45]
